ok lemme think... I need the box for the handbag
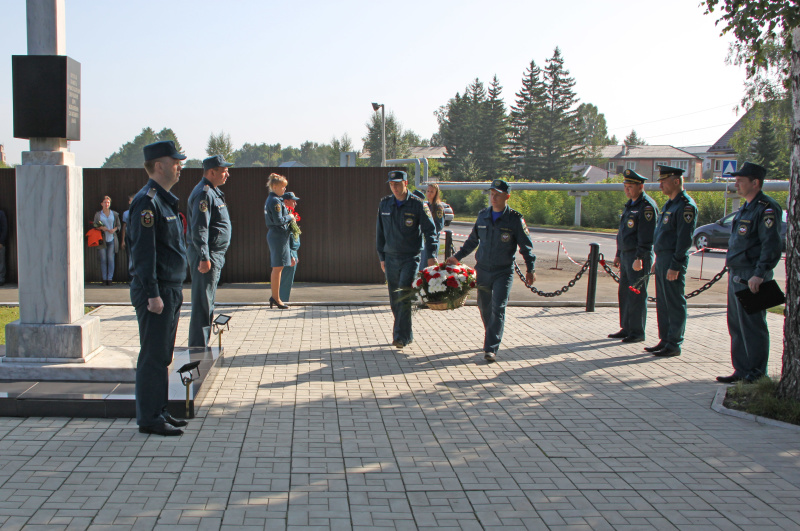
[734,279,785,314]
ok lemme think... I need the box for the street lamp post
[372,102,386,167]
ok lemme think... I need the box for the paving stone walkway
[0,304,796,530]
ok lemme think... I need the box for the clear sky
[1,0,744,167]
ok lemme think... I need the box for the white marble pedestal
[4,150,101,362]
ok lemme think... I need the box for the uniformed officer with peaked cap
[187,155,233,347]
[447,179,536,362]
[648,165,697,358]
[718,162,783,383]
[609,169,659,343]
[376,170,438,348]
[128,140,189,436]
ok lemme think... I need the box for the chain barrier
[597,252,728,302]
[513,258,591,297]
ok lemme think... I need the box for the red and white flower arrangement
[411,263,477,310]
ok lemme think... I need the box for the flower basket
[426,292,468,311]
[410,263,477,311]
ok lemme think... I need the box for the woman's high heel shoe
[269,297,289,309]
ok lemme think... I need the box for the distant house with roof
[596,145,702,182]
[678,145,713,176]
[707,111,751,179]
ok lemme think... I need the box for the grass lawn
[0,306,96,345]
[724,376,800,426]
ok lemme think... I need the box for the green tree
[206,131,234,160]
[576,103,612,166]
[509,60,546,180]
[102,127,183,168]
[233,142,282,167]
[328,133,355,166]
[481,76,511,180]
[183,159,203,169]
[363,111,413,165]
[730,100,791,179]
[539,48,584,182]
[702,0,800,399]
[624,129,647,146]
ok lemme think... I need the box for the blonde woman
[419,183,445,270]
[263,173,294,309]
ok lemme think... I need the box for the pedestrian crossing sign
[722,160,737,176]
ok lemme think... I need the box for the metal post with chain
[596,252,728,302]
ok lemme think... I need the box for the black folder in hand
[734,279,785,314]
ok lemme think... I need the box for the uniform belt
[158,281,184,288]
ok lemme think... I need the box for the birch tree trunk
[778,26,800,400]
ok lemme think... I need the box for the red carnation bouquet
[411,263,477,311]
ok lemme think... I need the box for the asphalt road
[446,221,786,284]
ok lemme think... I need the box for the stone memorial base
[3,314,102,363]
[0,347,224,418]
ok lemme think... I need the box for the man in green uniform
[129,140,188,436]
[376,171,438,348]
[717,162,783,383]
[447,180,535,363]
[187,155,233,348]
[609,169,659,343]
[648,165,697,358]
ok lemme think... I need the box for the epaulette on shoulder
[758,200,769,207]
[408,194,423,203]
[203,184,210,193]
[146,188,157,199]
[508,208,523,219]
[381,194,393,202]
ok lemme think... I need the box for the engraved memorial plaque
[12,55,81,140]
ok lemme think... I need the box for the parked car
[442,202,454,226]
[692,210,787,251]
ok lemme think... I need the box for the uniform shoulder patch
[199,200,208,213]
[146,188,157,199]
[422,202,432,218]
[140,209,155,228]
[683,210,694,223]
[274,203,281,212]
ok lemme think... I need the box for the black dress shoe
[716,373,743,384]
[162,413,188,427]
[622,336,644,344]
[652,347,681,357]
[608,330,628,339]
[644,341,666,353]
[139,422,183,436]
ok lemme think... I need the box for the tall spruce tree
[480,76,511,179]
[509,60,546,180]
[624,129,647,146]
[539,48,583,181]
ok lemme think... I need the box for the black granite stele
[12,55,81,140]
[0,347,223,418]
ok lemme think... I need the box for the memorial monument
[4,0,101,362]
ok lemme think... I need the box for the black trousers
[134,285,183,427]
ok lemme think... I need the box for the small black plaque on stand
[12,55,81,140]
